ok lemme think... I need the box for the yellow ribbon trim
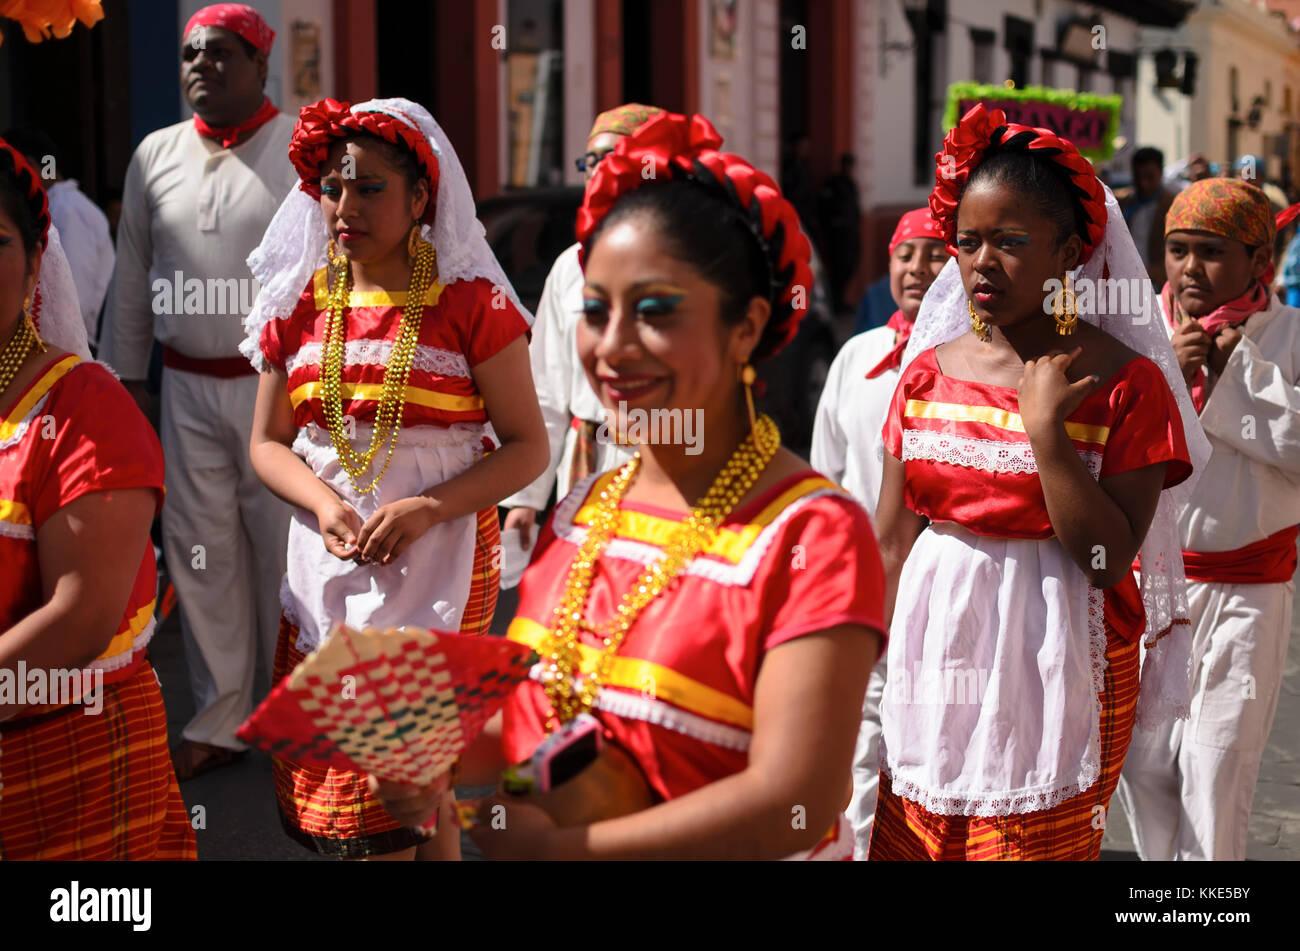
[0,498,32,526]
[571,473,838,564]
[904,398,1110,445]
[0,354,80,443]
[508,616,754,731]
[312,267,446,309]
[95,599,155,662]
[289,380,484,413]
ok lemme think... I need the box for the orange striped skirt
[868,622,1140,861]
[272,506,500,858]
[0,660,196,860]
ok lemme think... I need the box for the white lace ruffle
[241,98,533,372]
[892,184,1211,730]
[285,339,471,379]
[292,420,488,456]
[901,429,1102,478]
[32,225,92,360]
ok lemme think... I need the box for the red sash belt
[1182,525,1300,584]
[163,346,258,378]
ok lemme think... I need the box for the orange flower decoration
[0,0,105,45]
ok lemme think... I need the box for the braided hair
[0,137,51,256]
[577,112,813,363]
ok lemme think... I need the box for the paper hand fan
[236,623,537,787]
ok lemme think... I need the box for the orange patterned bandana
[588,104,664,144]
[1165,178,1274,248]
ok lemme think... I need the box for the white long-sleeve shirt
[809,325,901,516]
[502,242,633,510]
[45,180,114,346]
[1167,295,1300,552]
[99,113,297,379]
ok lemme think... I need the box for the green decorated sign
[943,83,1123,162]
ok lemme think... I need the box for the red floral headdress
[576,111,814,361]
[930,104,1107,263]
[289,98,441,224]
[0,137,51,249]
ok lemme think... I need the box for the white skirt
[878,520,1107,816]
[281,421,491,654]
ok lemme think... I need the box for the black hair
[1132,146,1164,172]
[0,148,43,256]
[962,136,1088,250]
[586,177,777,350]
[2,127,62,177]
[336,131,424,193]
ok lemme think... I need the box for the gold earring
[408,224,422,263]
[21,296,44,352]
[968,299,990,342]
[1054,272,1077,335]
[740,363,758,432]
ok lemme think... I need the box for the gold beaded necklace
[0,307,45,397]
[539,414,781,731]
[320,237,436,493]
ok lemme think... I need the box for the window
[971,28,994,84]
[505,0,565,187]
[1004,16,1034,88]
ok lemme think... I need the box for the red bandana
[865,310,914,379]
[183,4,276,55]
[193,95,279,149]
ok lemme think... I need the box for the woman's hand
[367,771,450,828]
[355,497,440,565]
[315,496,363,561]
[1018,347,1099,439]
[1171,319,1211,383]
[465,794,559,860]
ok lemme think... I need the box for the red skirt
[868,620,1140,861]
[0,660,196,860]
[272,506,500,858]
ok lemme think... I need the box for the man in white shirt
[500,105,665,552]
[1116,179,1300,860]
[99,5,296,781]
[810,208,949,858]
[4,128,114,347]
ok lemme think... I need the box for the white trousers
[847,657,887,860]
[160,369,290,750]
[1115,578,1293,860]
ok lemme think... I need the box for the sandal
[171,740,245,782]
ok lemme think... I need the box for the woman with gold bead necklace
[372,113,885,860]
[242,98,548,860]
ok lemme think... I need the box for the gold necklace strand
[0,313,41,395]
[320,238,437,493]
[539,414,781,730]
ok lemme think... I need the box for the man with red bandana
[99,4,296,781]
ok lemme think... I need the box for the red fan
[237,623,537,786]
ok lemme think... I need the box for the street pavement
[154,571,1299,861]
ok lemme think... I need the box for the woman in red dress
[0,138,194,859]
[373,112,886,860]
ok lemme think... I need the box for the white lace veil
[33,224,91,360]
[897,184,1212,729]
[240,98,530,370]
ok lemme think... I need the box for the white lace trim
[552,475,852,588]
[0,520,34,540]
[87,615,157,674]
[901,430,1102,478]
[285,340,471,379]
[529,667,753,750]
[0,392,51,453]
[880,759,1102,817]
[292,420,488,455]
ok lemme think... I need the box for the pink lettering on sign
[958,99,1109,151]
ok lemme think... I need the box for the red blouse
[0,355,164,709]
[882,348,1192,539]
[503,470,885,803]
[259,270,530,430]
